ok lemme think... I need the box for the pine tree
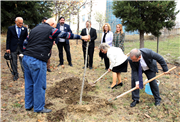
[1,1,53,31]
[112,1,179,49]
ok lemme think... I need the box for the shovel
[89,70,109,86]
[89,52,130,86]
[108,66,176,102]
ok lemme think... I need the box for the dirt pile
[46,77,113,122]
[47,109,66,122]
[46,77,95,99]
[67,98,112,113]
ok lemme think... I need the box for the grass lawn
[124,35,180,60]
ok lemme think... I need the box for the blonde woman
[100,23,113,70]
[99,43,128,89]
[113,24,125,52]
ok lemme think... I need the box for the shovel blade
[88,82,96,86]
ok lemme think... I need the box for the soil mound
[46,77,113,121]
[46,77,95,99]
[67,98,112,113]
[47,109,65,122]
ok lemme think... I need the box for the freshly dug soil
[46,77,113,122]
[47,108,66,122]
[46,77,95,99]
[67,98,113,113]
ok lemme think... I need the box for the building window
[82,15,85,22]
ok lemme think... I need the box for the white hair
[130,48,141,58]
[15,17,23,21]
[99,43,110,51]
[46,18,55,23]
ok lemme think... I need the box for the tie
[18,27,21,38]
[138,61,143,89]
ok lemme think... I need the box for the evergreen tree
[1,1,53,31]
[112,1,179,48]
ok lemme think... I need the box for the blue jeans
[22,55,47,112]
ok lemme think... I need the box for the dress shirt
[86,28,91,41]
[107,47,127,70]
[59,25,65,42]
[140,54,149,71]
[15,24,21,38]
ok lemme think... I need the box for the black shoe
[155,101,161,106]
[117,82,123,86]
[108,85,117,89]
[89,67,93,69]
[38,108,52,113]
[13,74,19,81]
[130,100,139,107]
[47,69,51,72]
[57,63,63,67]
[69,64,73,67]
[26,107,33,111]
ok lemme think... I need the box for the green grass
[124,35,180,60]
[13,103,22,108]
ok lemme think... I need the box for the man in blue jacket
[6,17,28,81]
[55,17,73,67]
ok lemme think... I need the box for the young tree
[53,0,79,22]
[1,1,53,30]
[94,11,106,37]
[112,1,179,48]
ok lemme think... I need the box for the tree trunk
[157,36,159,53]
[76,11,79,45]
[139,30,144,48]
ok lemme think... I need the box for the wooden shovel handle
[108,66,176,102]
[93,71,109,84]
[143,66,176,85]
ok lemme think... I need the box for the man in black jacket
[55,17,73,67]
[128,48,170,107]
[80,20,97,69]
[23,18,89,113]
[6,17,28,81]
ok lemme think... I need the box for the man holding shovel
[128,48,169,107]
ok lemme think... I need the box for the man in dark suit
[80,20,97,69]
[55,17,73,67]
[6,17,28,81]
[128,48,169,107]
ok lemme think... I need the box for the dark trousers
[11,45,24,75]
[47,59,50,69]
[103,53,110,69]
[83,46,94,67]
[131,69,161,102]
[57,42,72,65]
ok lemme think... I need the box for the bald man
[6,17,28,81]
[22,18,89,113]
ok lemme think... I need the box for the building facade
[69,0,179,35]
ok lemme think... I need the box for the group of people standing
[5,16,170,113]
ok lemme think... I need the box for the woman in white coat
[99,43,128,89]
[99,23,113,70]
